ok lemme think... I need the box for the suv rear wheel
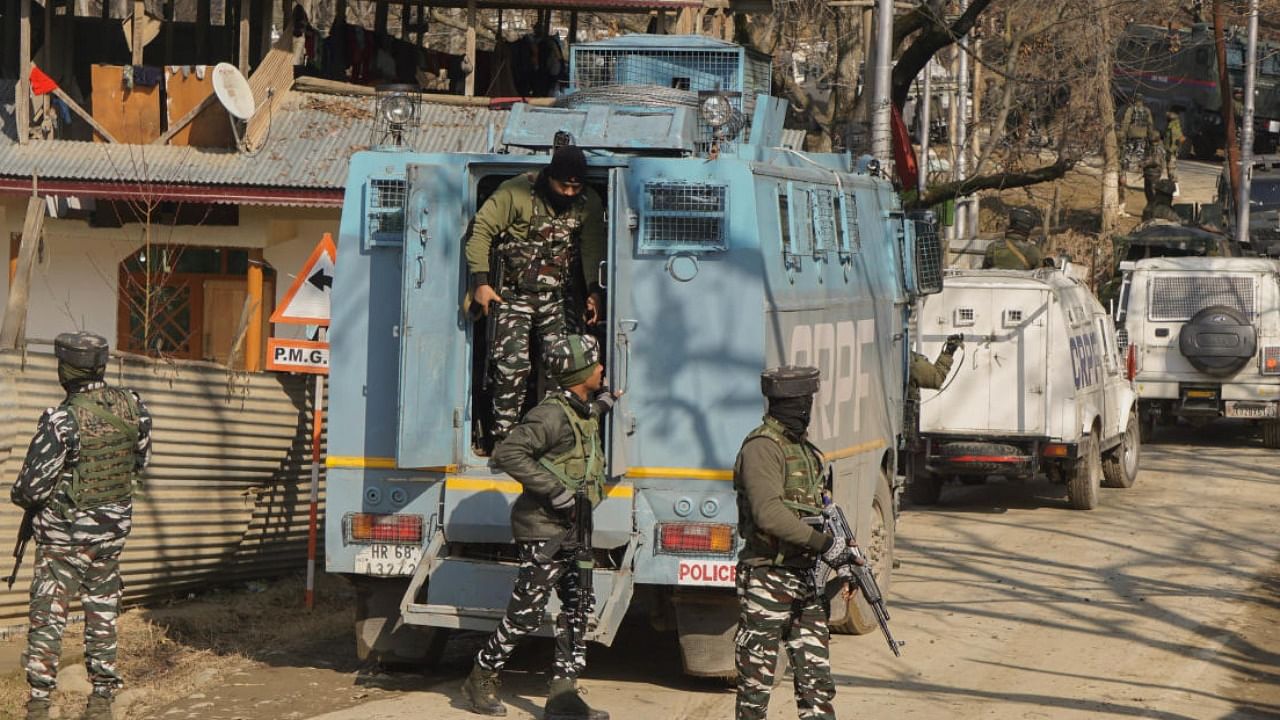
[1067,433,1102,510]
[1102,412,1141,489]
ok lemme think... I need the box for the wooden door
[202,278,274,368]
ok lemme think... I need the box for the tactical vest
[63,386,141,512]
[501,174,587,293]
[538,395,606,505]
[735,417,825,562]
[1127,104,1153,138]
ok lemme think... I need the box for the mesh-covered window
[790,186,814,255]
[910,212,944,295]
[640,182,728,253]
[367,178,407,247]
[1148,275,1255,321]
[812,188,836,256]
[839,193,861,256]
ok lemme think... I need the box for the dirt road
[129,421,1279,720]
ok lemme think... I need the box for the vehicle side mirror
[906,209,944,296]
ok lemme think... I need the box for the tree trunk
[1092,0,1120,234]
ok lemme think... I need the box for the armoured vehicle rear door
[397,163,466,468]
[607,167,635,478]
[987,289,1049,434]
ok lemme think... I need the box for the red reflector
[658,523,735,555]
[1042,444,1069,458]
[347,513,423,544]
[1127,344,1138,381]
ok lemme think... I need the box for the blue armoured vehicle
[325,34,943,676]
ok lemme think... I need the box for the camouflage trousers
[735,563,835,720]
[1165,154,1178,184]
[489,289,578,441]
[475,541,592,681]
[25,537,127,699]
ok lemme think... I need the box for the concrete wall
[0,197,340,352]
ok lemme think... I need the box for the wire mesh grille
[812,188,836,255]
[570,46,770,151]
[641,182,728,253]
[368,178,407,242]
[1148,275,1255,321]
[841,194,861,254]
[912,218,944,294]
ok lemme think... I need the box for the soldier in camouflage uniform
[983,208,1043,270]
[10,332,152,720]
[733,366,860,720]
[461,334,617,720]
[466,145,606,444]
[905,334,962,439]
[1164,109,1185,186]
[1142,179,1183,224]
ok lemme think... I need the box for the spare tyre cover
[1178,304,1257,376]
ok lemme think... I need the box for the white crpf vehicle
[1115,256,1280,446]
[909,266,1141,510]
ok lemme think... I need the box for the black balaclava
[536,171,576,214]
[767,395,814,438]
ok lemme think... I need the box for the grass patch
[0,572,353,720]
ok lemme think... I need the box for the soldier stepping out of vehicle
[9,333,152,720]
[733,367,864,720]
[906,334,963,446]
[983,208,1043,270]
[461,334,620,720]
[465,145,606,448]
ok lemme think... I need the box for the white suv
[1116,256,1280,446]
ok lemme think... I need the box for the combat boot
[544,678,608,720]
[25,697,51,720]
[460,664,506,716]
[82,692,113,720]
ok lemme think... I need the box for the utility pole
[918,59,931,197]
[1237,0,1259,247]
[869,0,894,169]
[1214,0,1240,206]
[954,0,970,238]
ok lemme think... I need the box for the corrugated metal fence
[0,349,324,626]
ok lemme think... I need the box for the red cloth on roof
[30,65,58,96]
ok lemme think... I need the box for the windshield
[1250,179,1280,209]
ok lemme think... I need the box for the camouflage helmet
[1007,207,1039,237]
[760,366,820,399]
[54,331,109,370]
[546,333,600,387]
[1154,178,1176,197]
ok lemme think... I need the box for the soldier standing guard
[733,366,859,720]
[461,334,617,720]
[983,208,1043,270]
[10,332,152,720]
[465,145,607,446]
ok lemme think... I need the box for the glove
[944,333,964,354]
[549,489,575,518]
[822,538,856,570]
[592,388,618,416]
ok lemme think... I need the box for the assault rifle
[534,487,594,645]
[5,509,35,590]
[481,248,506,392]
[820,492,903,657]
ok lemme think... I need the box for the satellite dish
[212,62,256,121]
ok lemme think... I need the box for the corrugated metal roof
[0,91,510,190]
[574,34,741,50]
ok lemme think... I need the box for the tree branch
[910,157,1076,208]
[890,0,997,109]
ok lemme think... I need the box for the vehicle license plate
[676,560,736,587]
[354,544,422,576]
[1224,401,1278,419]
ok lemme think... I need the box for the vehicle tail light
[658,523,735,555]
[345,513,423,545]
[1126,343,1138,381]
[1042,443,1070,458]
[1263,346,1280,375]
